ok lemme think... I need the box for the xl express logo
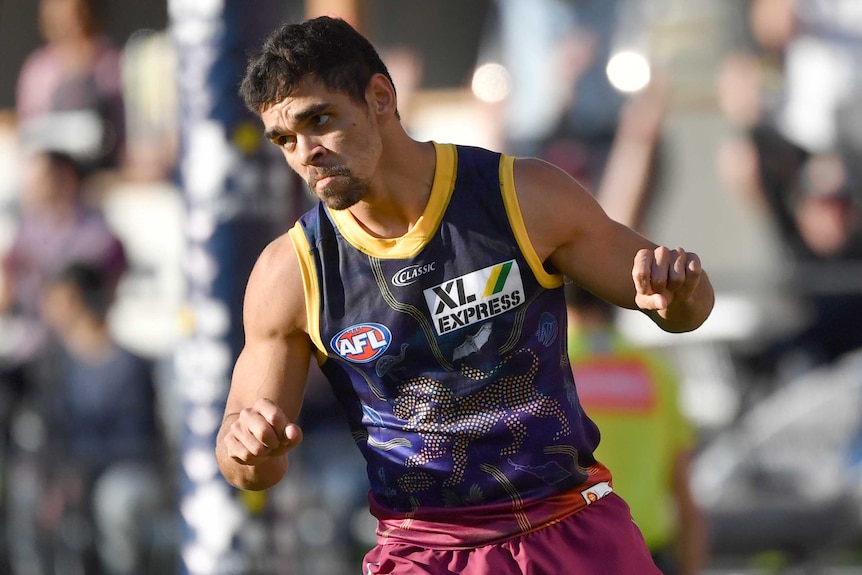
[423,260,524,335]
[331,323,392,363]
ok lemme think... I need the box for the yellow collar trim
[327,142,456,259]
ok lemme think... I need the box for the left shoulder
[510,156,610,261]
[511,156,595,203]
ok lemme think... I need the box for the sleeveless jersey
[289,142,605,515]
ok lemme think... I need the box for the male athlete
[216,16,714,574]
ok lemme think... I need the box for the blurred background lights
[183,446,220,482]
[471,62,511,103]
[188,405,222,436]
[606,50,651,93]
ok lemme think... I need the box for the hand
[632,246,703,312]
[223,398,303,465]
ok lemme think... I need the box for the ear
[366,73,397,118]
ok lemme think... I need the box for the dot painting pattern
[391,349,571,489]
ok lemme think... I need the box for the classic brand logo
[423,260,524,335]
[331,323,392,363]
[392,262,436,287]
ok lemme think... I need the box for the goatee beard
[311,171,367,210]
[321,182,366,210]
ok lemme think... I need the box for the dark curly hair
[239,16,397,115]
[51,262,112,320]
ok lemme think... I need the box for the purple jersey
[289,143,603,514]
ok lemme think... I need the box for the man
[216,16,714,574]
[0,149,127,330]
[38,262,166,575]
[567,285,708,575]
[5,262,163,575]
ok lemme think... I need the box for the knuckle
[654,246,670,259]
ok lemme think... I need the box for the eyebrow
[264,127,286,142]
[292,102,330,125]
[265,102,331,141]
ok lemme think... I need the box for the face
[22,154,60,211]
[21,154,77,214]
[40,0,89,43]
[40,281,80,333]
[261,77,383,211]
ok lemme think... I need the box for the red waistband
[369,463,613,549]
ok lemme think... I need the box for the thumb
[268,422,303,458]
[284,422,303,448]
[637,291,670,311]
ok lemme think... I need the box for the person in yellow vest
[566,284,709,575]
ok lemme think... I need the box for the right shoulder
[243,231,308,337]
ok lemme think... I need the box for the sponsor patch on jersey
[423,260,524,335]
[580,481,613,505]
[392,262,436,286]
[331,323,392,363]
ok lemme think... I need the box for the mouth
[314,175,339,190]
[309,167,350,190]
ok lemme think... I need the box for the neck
[61,316,113,362]
[54,35,97,70]
[347,134,437,239]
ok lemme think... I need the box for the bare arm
[516,157,714,332]
[215,233,312,491]
[0,249,17,313]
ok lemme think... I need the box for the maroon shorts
[361,493,660,574]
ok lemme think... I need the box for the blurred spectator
[6,262,168,575]
[15,0,126,172]
[480,0,664,230]
[280,362,374,573]
[716,0,862,382]
[0,151,128,571]
[0,150,126,317]
[120,29,179,182]
[0,149,126,371]
[567,285,708,575]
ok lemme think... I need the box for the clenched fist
[632,246,703,313]
[223,398,304,465]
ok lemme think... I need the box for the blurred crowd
[716,0,862,385]
[1,0,862,574]
[0,2,175,573]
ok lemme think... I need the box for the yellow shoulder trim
[328,142,456,258]
[287,223,328,364]
[499,155,563,289]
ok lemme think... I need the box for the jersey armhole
[499,155,564,289]
[287,223,329,365]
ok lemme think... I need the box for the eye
[276,134,296,148]
[313,114,330,127]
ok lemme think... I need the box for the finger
[246,410,283,450]
[284,422,304,446]
[666,247,687,292]
[675,252,703,301]
[635,291,669,311]
[650,246,672,294]
[269,423,304,457]
[632,248,655,295]
[227,416,272,462]
[254,398,290,434]
[224,430,254,463]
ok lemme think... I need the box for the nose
[297,135,326,166]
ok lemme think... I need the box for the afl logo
[331,323,392,363]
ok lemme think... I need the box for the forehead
[260,77,356,130]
